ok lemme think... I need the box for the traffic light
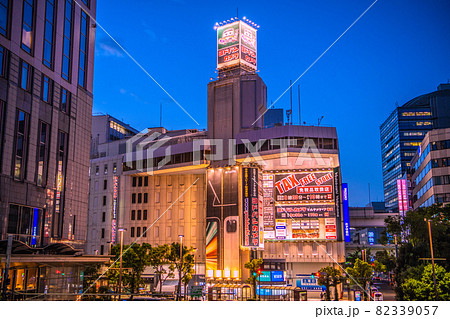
[311,272,320,279]
[256,269,262,276]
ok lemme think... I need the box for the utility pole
[118,228,126,301]
[425,218,438,300]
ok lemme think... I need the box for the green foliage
[375,250,396,272]
[345,259,373,300]
[317,266,342,301]
[168,242,195,300]
[244,258,263,299]
[383,204,450,300]
[110,243,152,298]
[148,244,175,293]
[401,264,450,301]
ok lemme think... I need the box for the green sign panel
[190,285,203,297]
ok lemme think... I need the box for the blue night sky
[92,0,450,206]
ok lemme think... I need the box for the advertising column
[206,167,240,279]
[242,167,262,248]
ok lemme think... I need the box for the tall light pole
[425,218,438,300]
[118,228,127,301]
[193,248,198,285]
[178,235,184,301]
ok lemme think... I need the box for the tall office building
[410,128,450,209]
[0,0,102,299]
[380,84,450,213]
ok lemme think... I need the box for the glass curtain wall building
[380,84,450,213]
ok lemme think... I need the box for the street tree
[168,242,195,301]
[318,266,342,301]
[244,258,263,300]
[345,259,374,300]
[148,244,175,293]
[401,264,450,301]
[110,243,152,299]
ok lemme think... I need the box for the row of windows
[0,0,90,87]
[131,193,148,204]
[431,140,450,151]
[433,175,450,186]
[435,193,450,204]
[401,111,431,117]
[132,176,148,187]
[413,144,430,171]
[431,157,450,168]
[93,163,118,175]
[420,195,435,208]
[131,210,148,221]
[130,226,147,238]
[3,53,72,111]
[415,161,431,186]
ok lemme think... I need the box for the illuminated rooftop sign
[216,20,257,71]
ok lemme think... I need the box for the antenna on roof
[160,103,162,127]
[290,80,293,125]
[298,85,301,125]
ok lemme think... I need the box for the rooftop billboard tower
[215,18,259,76]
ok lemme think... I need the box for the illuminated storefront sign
[342,183,351,242]
[275,205,335,219]
[217,21,257,70]
[111,175,119,244]
[271,271,284,282]
[31,208,39,246]
[242,167,261,247]
[397,179,408,217]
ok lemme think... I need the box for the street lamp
[178,235,184,301]
[118,228,127,301]
[193,248,198,285]
[425,218,438,300]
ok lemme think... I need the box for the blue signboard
[271,271,284,282]
[342,183,351,242]
[259,271,272,282]
[31,208,39,246]
[296,275,325,291]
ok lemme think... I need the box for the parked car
[373,292,383,301]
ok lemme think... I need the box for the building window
[0,45,7,77]
[13,110,29,180]
[60,88,70,113]
[43,0,55,68]
[179,208,184,220]
[143,193,148,203]
[62,0,73,81]
[81,0,89,7]
[144,176,148,186]
[54,131,67,238]
[131,210,135,220]
[167,192,172,202]
[132,193,136,203]
[167,226,171,237]
[78,10,88,87]
[104,164,108,174]
[102,196,106,206]
[113,163,117,173]
[312,243,318,255]
[136,227,141,237]
[21,0,35,54]
[102,212,106,222]
[155,226,159,238]
[41,75,52,103]
[138,193,142,203]
[132,176,137,187]
[95,165,99,175]
[167,209,172,220]
[0,0,9,37]
[103,179,107,190]
[100,245,104,255]
[143,210,147,220]
[298,243,303,256]
[0,100,4,163]
[101,228,105,238]
[137,210,141,220]
[143,227,147,237]
[130,227,135,237]
[36,121,49,186]
[20,60,32,91]
[138,177,142,187]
